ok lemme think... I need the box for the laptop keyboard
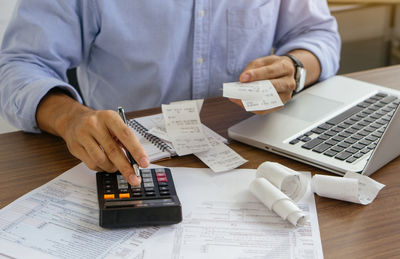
[289,93,399,163]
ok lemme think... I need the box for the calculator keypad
[101,168,171,200]
[96,167,182,228]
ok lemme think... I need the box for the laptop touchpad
[278,93,343,122]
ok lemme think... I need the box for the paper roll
[256,162,307,202]
[312,174,359,203]
[311,172,385,205]
[249,161,385,226]
[250,178,306,226]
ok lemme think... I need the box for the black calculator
[96,168,182,228]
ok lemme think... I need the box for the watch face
[295,68,307,93]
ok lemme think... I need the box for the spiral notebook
[128,114,228,162]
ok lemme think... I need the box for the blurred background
[330,1,400,73]
[1,0,400,133]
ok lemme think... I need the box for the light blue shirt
[0,0,340,133]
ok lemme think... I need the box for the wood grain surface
[0,65,399,258]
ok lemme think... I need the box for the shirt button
[199,10,205,17]
[198,57,204,65]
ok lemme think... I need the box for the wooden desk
[0,65,399,258]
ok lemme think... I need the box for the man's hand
[36,90,149,186]
[229,50,321,115]
[229,55,296,115]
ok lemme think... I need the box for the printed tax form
[0,164,323,259]
[0,163,158,259]
[141,167,323,259]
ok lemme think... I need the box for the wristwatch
[283,54,307,93]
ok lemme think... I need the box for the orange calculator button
[104,194,115,199]
[119,193,130,198]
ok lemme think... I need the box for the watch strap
[283,54,306,93]
[283,54,304,69]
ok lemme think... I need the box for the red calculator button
[156,172,166,177]
[104,194,115,199]
[119,193,130,198]
[157,177,168,182]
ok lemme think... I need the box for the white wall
[0,0,18,133]
[395,5,400,38]
[331,4,393,74]
[392,4,400,64]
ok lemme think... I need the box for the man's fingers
[270,76,296,94]
[62,109,143,186]
[80,136,117,172]
[99,132,141,186]
[89,110,145,186]
[278,91,293,104]
[70,144,103,172]
[240,59,293,83]
[243,55,280,70]
[229,74,294,115]
[105,111,150,168]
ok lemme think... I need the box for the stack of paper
[146,99,248,173]
[0,163,324,259]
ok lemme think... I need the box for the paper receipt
[162,102,211,156]
[223,80,283,111]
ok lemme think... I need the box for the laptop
[228,76,400,176]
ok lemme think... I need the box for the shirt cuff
[275,38,340,82]
[20,78,83,133]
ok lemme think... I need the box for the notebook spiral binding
[127,119,173,153]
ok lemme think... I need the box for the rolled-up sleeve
[274,0,341,81]
[0,0,99,133]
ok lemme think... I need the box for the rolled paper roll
[256,162,307,202]
[250,177,306,226]
[311,174,359,203]
[311,173,385,205]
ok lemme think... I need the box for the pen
[117,106,141,179]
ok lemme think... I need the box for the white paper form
[312,172,385,205]
[223,80,283,111]
[162,102,212,156]
[142,167,323,259]
[0,163,158,259]
[0,164,323,259]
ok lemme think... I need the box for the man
[0,1,340,186]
